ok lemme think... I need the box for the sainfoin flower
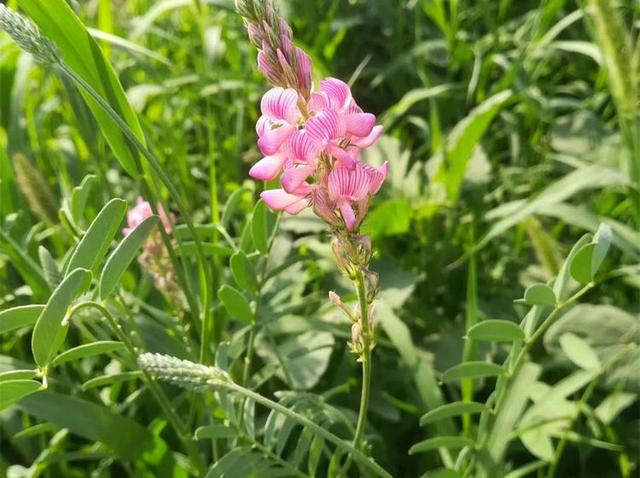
[123,198,184,310]
[251,78,387,231]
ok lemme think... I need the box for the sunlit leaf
[523,283,557,306]
[0,305,44,334]
[218,285,253,324]
[66,198,127,275]
[559,332,601,371]
[467,320,524,342]
[31,268,92,368]
[420,402,488,426]
[99,215,159,298]
[441,362,504,382]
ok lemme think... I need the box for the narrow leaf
[0,305,44,334]
[468,320,524,342]
[82,371,143,391]
[218,285,253,324]
[230,251,258,292]
[251,200,269,254]
[70,174,96,224]
[441,362,505,382]
[559,333,601,371]
[99,215,159,298]
[409,436,474,455]
[51,341,124,367]
[18,1,146,177]
[31,268,92,368]
[0,380,42,411]
[66,198,127,275]
[195,425,237,440]
[420,402,488,426]
[19,391,153,460]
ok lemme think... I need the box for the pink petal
[249,155,286,181]
[284,197,310,215]
[305,109,342,143]
[344,113,376,137]
[351,125,384,149]
[258,123,296,156]
[328,166,370,202]
[261,189,305,211]
[286,130,321,162]
[307,92,330,113]
[320,78,352,110]
[364,161,388,194]
[338,201,357,230]
[326,143,357,168]
[260,87,300,123]
[281,164,315,193]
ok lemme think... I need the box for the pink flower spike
[261,189,306,211]
[123,197,172,236]
[249,154,286,181]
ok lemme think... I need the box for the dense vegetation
[0,0,638,477]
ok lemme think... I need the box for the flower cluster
[123,198,184,310]
[238,0,385,362]
[250,79,387,231]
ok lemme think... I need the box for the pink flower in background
[122,197,173,237]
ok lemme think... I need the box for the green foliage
[0,0,638,477]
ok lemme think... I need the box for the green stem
[221,381,393,478]
[69,301,205,476]
[352,270,372,450]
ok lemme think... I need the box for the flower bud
[329,291,356,321]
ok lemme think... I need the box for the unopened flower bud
[329,291,356,321]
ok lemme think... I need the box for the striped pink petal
[328,165,370,203]
[260,87,300,123]
[320,78,352,110]
[363,161,388,194]
[287,130,322,162]
[249,154,286,181]
[306,109,342,143]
